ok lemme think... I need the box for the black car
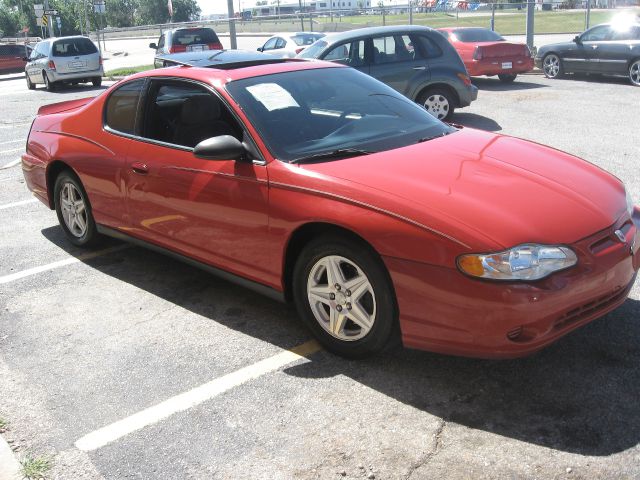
[535,23,640,86]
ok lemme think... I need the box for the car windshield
[453,28,505,42]
[52,38,97,57]
[297,40,328,58]
[291,33,325,46]
[226,67,455,162]
[174,28,219,45]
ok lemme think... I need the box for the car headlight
[626,189,635,217]
[457,244,578,281]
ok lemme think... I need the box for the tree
[136,0,200,24]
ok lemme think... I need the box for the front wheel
[629,59,640,87]
[418,88,455,121]
[498,73,517,83]
[542,53,563,79]
[54,171,101,247]
[293,236,398,358]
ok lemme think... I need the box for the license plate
[188,45,205,52]
[69,61,84,69]
[501,62,513,69]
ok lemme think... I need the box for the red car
[21,51,639,359]
[439,27,534,82]
[0,43,31,73]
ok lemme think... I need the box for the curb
[0,434,21,480]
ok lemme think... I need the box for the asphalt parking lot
[0,70,639,479]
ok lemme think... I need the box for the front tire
[542,53,563,79]
[54,171,100,247]
[293,235,397,358]
[629,59,640,87]
[418,88,455,121]
[498,73,517,83]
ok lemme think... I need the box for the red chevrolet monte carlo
[438,27,534,82]
[21,51,639,359]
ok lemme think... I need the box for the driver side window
[262,38,278,51]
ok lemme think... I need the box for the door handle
[131,162,149,175]
[413,66,427,70]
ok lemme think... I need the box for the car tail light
[209,42,223,50]
[457,72,472,86]
[99,56,103,65]
[169,45,187,53]
[48,59,56,70]
[295,47,304,54]
[473,46,483,60]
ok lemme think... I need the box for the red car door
[124,79,275,286]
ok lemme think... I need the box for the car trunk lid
[474,41,529,59]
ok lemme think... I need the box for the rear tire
[293,235,398,359]
[43,71,56,91]
[417,88,455,121]
[92,77,102,87]
[54,171,101,247]
[629,59,640,87]
[498,73,517,83]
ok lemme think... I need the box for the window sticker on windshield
[246,83,299,111]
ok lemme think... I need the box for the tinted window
[291,33,325,46]
[412,34,443,58]
[173,28,220,46]
[52,38,97,57]
[0,46,8,55]
[581,25,612,41]
[158,34,165,49]
[324,40,366,66]
[226,68,454,162]
[105,80,144,134]
[452,28,505,42]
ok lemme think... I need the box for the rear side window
[173,28,220,46]
[52,38,97,57]
[105,79,145,135]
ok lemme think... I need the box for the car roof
[321,25,435,43]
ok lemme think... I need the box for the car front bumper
[384,210,640,359]
[49,67,103,83]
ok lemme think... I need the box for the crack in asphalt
[404,418,447,480]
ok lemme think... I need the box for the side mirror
[573,35,582,44]
[194,135,245,161]
[149,42,157,49]
[257,47,263,52]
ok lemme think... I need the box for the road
[0,69,639,479]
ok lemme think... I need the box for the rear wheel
[542,53,563,79]
[498,73,517,83]
[629,59,640,87]
[293,235,397,358]
[43,71,56,91]
[26,74,35,90]
[92,77,102,87]
[418,88,455,121]
[54,171,100,247]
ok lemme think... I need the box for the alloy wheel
[543,54,561,78]
[306,255,377,342]
[59,182,88,238]
[630,60,640,87]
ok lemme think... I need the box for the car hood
[298,128,625,250]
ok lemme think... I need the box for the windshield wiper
[417,131,453,143]
[289,148,372,164]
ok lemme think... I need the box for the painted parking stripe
[75,340,322,452]
[0,139,23,145]
[0,148,23,156]
[0,244,130,285]
[0,158,21,169]
[0,123,31,129]
[0,198,38,210]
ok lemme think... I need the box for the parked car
[438,27,533,82]
[150,27,223,68]
[535,22,640,86]
[257,32,326,58]
[21,51,639,359]
[298,25,477,120]
[25,36,103,91]
[0,43,31,74]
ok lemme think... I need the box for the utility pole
[585,0,591,29]
[408,0,412,24]
[525,0,534,51]
[227,0,237,49]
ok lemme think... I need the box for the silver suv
[25,36,103,91]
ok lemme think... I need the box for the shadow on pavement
[472,76,548,91]
[453,112,502,132]
[41,225,640,457]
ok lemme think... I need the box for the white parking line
[0,198,37,210]
[0,159,21,170]
[0,148,23,156]
[0,123,30,129]
[0,139,23,145]
[75,340,321,452]
[0,244,130,285]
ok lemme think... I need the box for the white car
[257,32,326,58]
[25,36,103,91]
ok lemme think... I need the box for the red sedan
[439,27,534,82]
[21,51,639,359]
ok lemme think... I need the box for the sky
[198,0,254,15]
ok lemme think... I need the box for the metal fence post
[490,2,495,31]
[585,0,591,29]
[525,0,534,51]
[226,0,237,49]
[409,0,413,25]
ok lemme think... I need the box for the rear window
[173,28,220,46]
[52,38,98,57]
[452,28,505,42]
[291,34,325,46]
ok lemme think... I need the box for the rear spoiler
[37,97,93,116]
